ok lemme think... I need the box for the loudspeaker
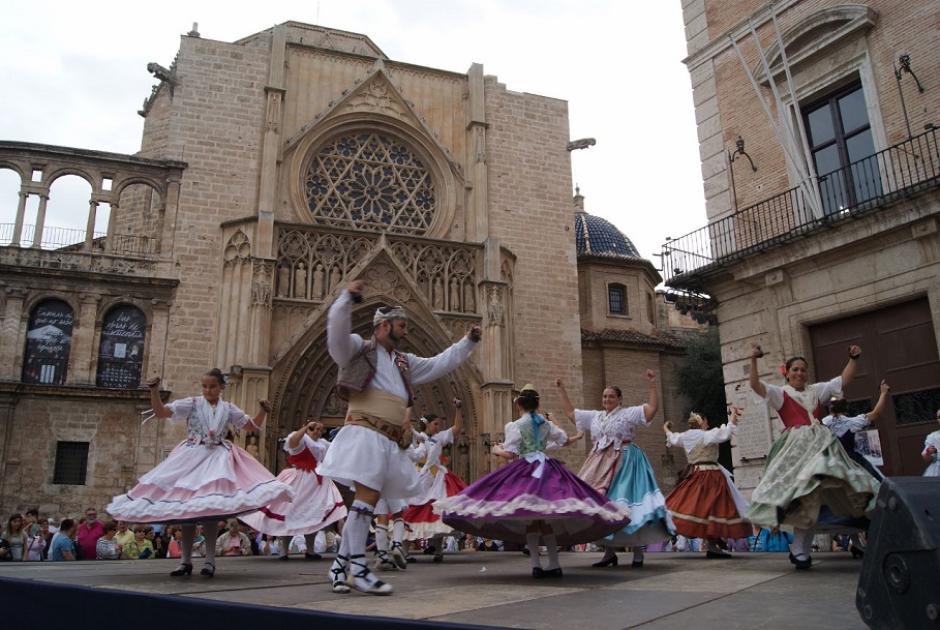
[856,477,940,629]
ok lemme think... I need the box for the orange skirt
[665,466,751,540]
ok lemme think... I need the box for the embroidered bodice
[574,404,647,452]
[502,413,567,456]
[760,377,842,429]
[667,424,735,464]
[166,396,251,447]
[284,434,329,471]
[421,427,454,473]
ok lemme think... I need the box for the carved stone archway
[269,252,484,481]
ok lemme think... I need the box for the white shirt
[574,405,648,452]
[760,376,842,416]
[327,290,476,401]
[284,434,330,459]
[421,427,454,472]
[822,413,869,438]
[667,423,736,454]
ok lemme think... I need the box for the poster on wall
[854,429,884,467]
[96,306,146,388]
[23,300,74,385]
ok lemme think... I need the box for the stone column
[70,293,101,384]
[466,63,488,242]
[104,202,119,254]
[146,299,171,381]
[10,192,28,247]
[83,200,98,252]
[31,194,49,249]
[159,178,181,257]
[0,287,28,380]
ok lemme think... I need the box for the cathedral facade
[0,22,694,517]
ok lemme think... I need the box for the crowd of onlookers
[0,509,853,563]
[0,507,312,562]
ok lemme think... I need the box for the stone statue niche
[276,263,291,298]
[294,262,307,299]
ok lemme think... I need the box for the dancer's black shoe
[170,563,193,577]
[200,562,215,577]
[592,554,618,568]
[532,567,563,578]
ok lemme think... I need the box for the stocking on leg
[432,534,445,562]
[170,524,196,576]
[201,522,218,577]
[304,533,321,559]
[789,528,815,569]
[346,500,392,595]
[279,536,292,558]
[373,523,396,571]
[526,532,542,572]
[631,545,645,567]
[389,515,407,570]
[329,519,352,593]
[543,533,561,572]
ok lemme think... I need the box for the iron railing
[0,224,157,257]
[662,126,940,286]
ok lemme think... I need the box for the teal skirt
[602,444,675,546]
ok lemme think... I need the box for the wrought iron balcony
[0,223,157,257]
[662,126,940,288]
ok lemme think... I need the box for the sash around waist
[346,389,408,426]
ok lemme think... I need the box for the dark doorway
[810,298,940,475]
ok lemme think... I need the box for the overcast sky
[0,0,705,264]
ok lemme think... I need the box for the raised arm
[408,329,479,385]
[866,380,890,424]
[249,400,272,429]
[663,421,681,446]
[452,398,463,438]
[555,379,576,420]
[327,281,365,368]
[841,345,862,390]
[749,345,767,399]
[145,377,172,418]
[643,369,658,421]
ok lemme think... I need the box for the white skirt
[239,468,347,537]
[316,425,420,500]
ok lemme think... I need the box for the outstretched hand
[848,344,862,359]
[467,325,482,343]
[645,369,656,382]
[879,380,890,395]
[259,400,272,413]
[750,344,765,359]
[146,376,161,389]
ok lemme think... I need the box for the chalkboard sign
[22,299,74,385]
[96,305,146,388]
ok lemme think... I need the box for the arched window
[303,131,436,235]
[96,305,147,388]
[608,283,627,315]
[22,299,74,385]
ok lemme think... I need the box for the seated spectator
[217,520,251,556]
[122,526,154,560]
[76,507,105,561]
[50,519,77,561]
[2,514,27,561]
[96,521,122,560]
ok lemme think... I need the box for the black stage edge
[0,576,503,630]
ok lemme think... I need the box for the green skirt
[747,423,879,530]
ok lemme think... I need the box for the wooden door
[810,298,940,475]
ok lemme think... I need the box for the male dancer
[318,279,480,595]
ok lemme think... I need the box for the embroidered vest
[288,449,318,472]
[335,339,414,404]
[687,441,719,465]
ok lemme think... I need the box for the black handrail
[662,127,940,285]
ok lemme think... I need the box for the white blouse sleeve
[702,423,736,445]
[666,430,684,447]
[283,432,306,456]
[814,376,843,406]
[165,397,196,422]
[407,440,428,463]
[760,382,785,410]
[225,402,252,431]
[542,421,568,450]
[501,421,522,455]
[845,414,870,433]
[619,405,649,430]
[574,409,595,434]
[306,435,329,460]
[437,427,455,447]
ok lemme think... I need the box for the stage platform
[0,551,865,629]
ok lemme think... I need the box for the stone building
[668,0,940,490]
[0,21,695,517]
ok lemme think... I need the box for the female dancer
[107,369,293,577]
[403,399,468,562]
[923,410,940,477]
[746,344,880,570]
[240,419,347,560]
[663,407,750,558]
[557,370,673,568]
[822,380,891,481]
[436,385,630,578]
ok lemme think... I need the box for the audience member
[122,526,154,560]
[2,514,27,561]
[50,519,77,561]
[217,520,251,556]
[75,507,105,560]
[95,521,122,560]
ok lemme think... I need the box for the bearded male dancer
[317,280,481,595]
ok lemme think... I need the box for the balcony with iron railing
[0,223,158,257]
[662,126,940,290]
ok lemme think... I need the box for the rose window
[304,132,436,235]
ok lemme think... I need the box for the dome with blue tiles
[573,191,641,259]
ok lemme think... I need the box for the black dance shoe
[532,567,563,579]
[278,555,289,561]
[169,563,193,577]
[201,562,216,577]
[592,554,618,568]
[305,553,322,561]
